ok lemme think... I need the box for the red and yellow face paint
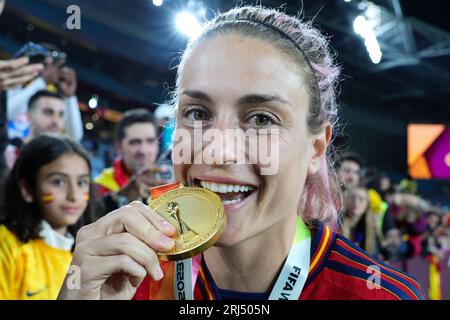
[41,193,55,203]
[41,192,89,203]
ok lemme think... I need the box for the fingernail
[162,221,175,233]
[161,235,174,246]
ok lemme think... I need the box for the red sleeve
[133,276,150,300]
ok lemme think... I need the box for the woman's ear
[308,123,332,175]
[19,180,34,203]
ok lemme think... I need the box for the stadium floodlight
[153,0,163,7]
[353,15,382,64]
[88,95,98,109]
[176,12,202,39]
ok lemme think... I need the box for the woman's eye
[51,179,65,187]
[78,180,90,188]
[184,108,211,121]
[248,114,276,127]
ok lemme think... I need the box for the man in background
[337,151,364,191]
[27,90,66,141]
[95,108,171,213]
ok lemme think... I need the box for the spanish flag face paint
[83,192,90,201]
[41,193,55,203]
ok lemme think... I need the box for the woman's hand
[57,201,177,300]
[57,66,77,97]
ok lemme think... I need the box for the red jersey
[133,222,426,300]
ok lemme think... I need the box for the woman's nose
[66,181,78,201]
[201,127,246,166]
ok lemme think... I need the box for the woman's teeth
[199,181,254,193]
[198,180,255,206]
[222,199,241,205]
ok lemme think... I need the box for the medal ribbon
[176,217,310,300]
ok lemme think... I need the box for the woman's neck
[203,213,299,293]
[54,226,68,236]
[46,221,67,236]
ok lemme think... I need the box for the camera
[13,42,67,64]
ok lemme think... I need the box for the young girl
[0,134,94,299]
[58,6,425,300]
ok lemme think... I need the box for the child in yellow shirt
[0,134,94,299]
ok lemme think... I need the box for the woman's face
[173,34,330,246]
[346,187,369,218]
[35,153,90,230]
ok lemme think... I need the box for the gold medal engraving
[167,202,199,243]
[149,185,226,261]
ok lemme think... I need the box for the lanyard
[174,217,311,300]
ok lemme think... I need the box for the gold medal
[148,183,226,261]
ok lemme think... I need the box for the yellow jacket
[0,224,73,300]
